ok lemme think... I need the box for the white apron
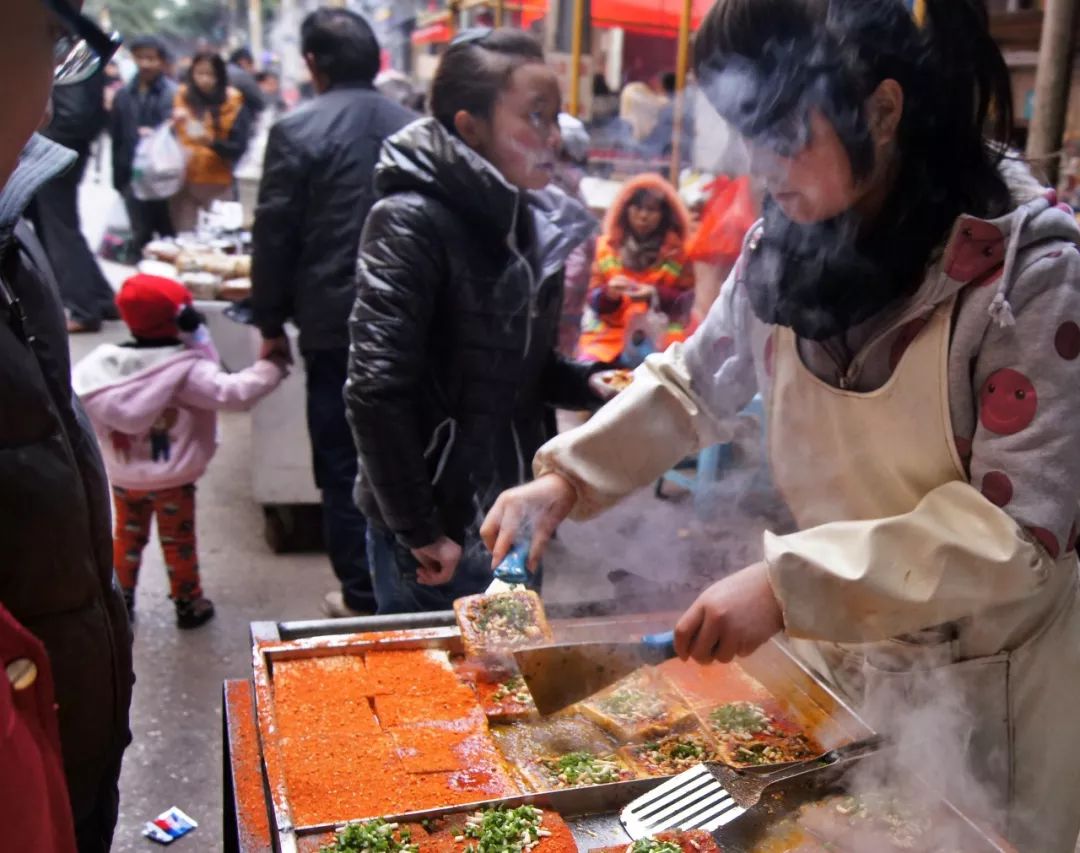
[767,296,1080,852]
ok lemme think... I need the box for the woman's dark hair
[620,187,674,239]
[185,52,228,105]
[300,8,380,86]
[693,0,1015,339]
[184,52,229,132]
[430,28,545,134]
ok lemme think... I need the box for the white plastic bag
[131,124,187,201]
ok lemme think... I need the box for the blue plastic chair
[655,394,766,517]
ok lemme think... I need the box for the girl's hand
[673,562,785,663]
[588,371,620,400]
[480,473,577,570]
[411,536,462,586]
[172,107,188,126]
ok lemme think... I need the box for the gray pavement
[67,177,769,851]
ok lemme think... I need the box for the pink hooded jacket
[72,344,285,491]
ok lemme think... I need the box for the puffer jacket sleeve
[346,196,446,550]
[765,248,1080,643]
[251,123,307,340]
[536,266,758,517]
[538,350,604,411]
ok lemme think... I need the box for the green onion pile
[322,819,419,853]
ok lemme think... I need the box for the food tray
[250,611,877,851]
[354,752,1014,853]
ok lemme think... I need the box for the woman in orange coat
[577,173,695,366]
[170,51,251,232]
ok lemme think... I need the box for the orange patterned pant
[112,484,203,602]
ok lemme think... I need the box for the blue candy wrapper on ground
[142,807,198,844]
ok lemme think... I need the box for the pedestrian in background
[73,275,286,629]
[227,46,267,115]
[170,51,251,232]
[0,1,133,849]
[30,66,118,332]
[110,35,176,251]
[577,173,695,366]
[251,7,414,618]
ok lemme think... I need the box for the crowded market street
[75,177,730,845]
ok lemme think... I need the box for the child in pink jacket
[73,274,286,628]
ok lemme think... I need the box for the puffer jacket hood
[375,117,596,277]
[73,344,192,433]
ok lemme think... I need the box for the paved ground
[68,175,777,851]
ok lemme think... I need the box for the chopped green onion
[322,818,419,853]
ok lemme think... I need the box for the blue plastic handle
[641,630,677,659]
[493,547,530,585]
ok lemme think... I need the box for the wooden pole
[1026,0,1078,185]
[669,0,692,185]
[495,0,505,27]
[569,0,586,116]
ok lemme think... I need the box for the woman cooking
[480,0,1080,849]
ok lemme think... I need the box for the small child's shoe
[175,597,215,629]
[122,588,135,623]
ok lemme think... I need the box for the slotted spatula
[620,734,885,839]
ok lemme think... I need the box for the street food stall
[223,601,1016,853]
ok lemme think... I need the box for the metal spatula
[620,734,884,839]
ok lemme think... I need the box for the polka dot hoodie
[537,160,1080,642]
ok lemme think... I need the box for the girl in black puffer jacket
[346,28,602,614]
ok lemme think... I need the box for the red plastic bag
[685,175,757,263]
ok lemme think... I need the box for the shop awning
[522,0,712,35]
[411,22,454,45]
[592,0,711,34]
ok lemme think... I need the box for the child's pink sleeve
[175,358,286,412]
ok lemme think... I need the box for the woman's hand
[673,562,785,663]
[410,536,462,586]
[480,473,577,570]
[172,106,188,126]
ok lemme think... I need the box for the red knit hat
[116,274,193,339]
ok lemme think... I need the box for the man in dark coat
[30,67,118,332]
[110,35,176,251]
[252,8,414,618]
[1,3,132,851]
[227,47,267,114]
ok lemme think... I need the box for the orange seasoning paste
[270,648,519,827]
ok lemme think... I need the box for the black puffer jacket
[0,137,132,826]
[251,83,415,351]
[347,118,599,549]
